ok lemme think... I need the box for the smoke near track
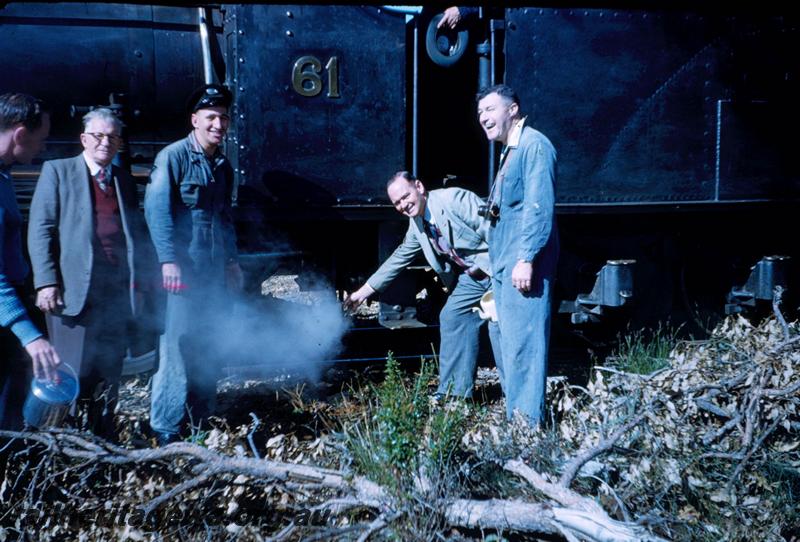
[208,274,350,380]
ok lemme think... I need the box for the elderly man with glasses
[28,108,151,439]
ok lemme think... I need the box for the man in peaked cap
[185,83,233,115]
[144,83,242,446]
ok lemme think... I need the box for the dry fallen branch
[725,416,783,495]
[772,286,791,342]
[558,409,650,488]
[443,498,559,535]
[0,428,386,512]
[504,459,667,542]
[356,511,403,542]
[547,315,800,541]
[2,315,797,541]
[3,428,649,540]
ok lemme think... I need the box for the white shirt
[499,115,528,165]
[82,151,110,180]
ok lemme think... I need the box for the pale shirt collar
[499,116,528,164]
[505,116,528,149]
[82,151,110,178]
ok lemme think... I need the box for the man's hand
[161,262,183,294]
[225,262,244,292]
[25,337,61,382]
[36,286,63,313]
[437,6,462,29]
[343,284,375,312]
[511,261,533,293]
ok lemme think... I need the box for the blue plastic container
[22,365,79,429]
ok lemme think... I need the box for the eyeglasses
[84,132,122,145]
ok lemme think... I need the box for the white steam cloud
[211,274,350,380]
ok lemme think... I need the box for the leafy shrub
[344,352,469,494]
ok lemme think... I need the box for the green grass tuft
[609,323,681,375]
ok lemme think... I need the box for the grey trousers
[437,272,499,398]
[47,260,131,436]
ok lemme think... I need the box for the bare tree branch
[142,468,217,516]
[726,416,783,495]
[558,409,649,487]
[356,511,402,542]
[772,286,791,342]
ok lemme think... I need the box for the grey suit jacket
[28,154,148,316]
[367,187,491,293]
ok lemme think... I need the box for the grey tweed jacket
[28,154,149,316]
[367,187,491,293]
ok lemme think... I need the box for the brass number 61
[292,55,340,98]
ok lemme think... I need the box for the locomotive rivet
[286,30,294,37]
[286,11,293,18]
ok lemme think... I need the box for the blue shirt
[0,166,41,345]
[144,132,238,269]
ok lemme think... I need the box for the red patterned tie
[425,220,469,269]
[96,168,109,193]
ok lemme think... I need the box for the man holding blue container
[0,92,60,430]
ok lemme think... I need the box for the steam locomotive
[2,4,798,364]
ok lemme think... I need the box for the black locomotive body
[2,4,797,356]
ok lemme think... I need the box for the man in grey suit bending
[344,171,499,398]
[28,108,150,438]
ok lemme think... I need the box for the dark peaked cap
[187,84,233,114]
